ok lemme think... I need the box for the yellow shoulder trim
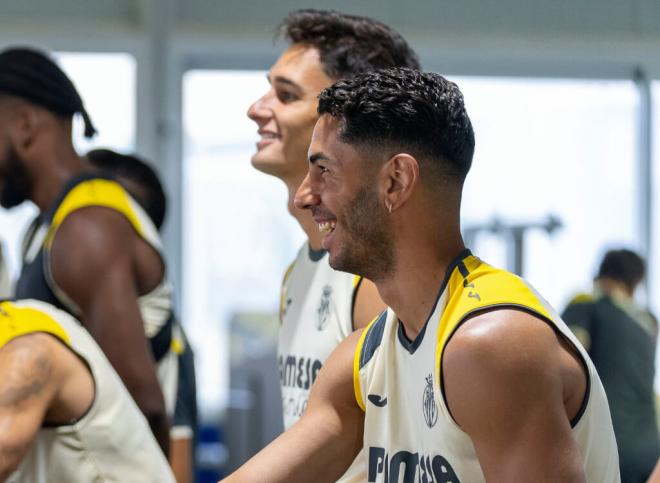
[353,317,378,412]
[45,179,144,248]
[352,275,362,289]
[435,256,551,389]
[568,293,594,305]
[0,302,71,349]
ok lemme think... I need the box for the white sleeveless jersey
[19,177,179,417]
[2,299,175,483]
[355,251,620,483]
[279,243,365,482]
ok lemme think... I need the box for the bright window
[652,81,660,390]
[455,77,638,310]
[182,70,305,414]
[0,52,136,282]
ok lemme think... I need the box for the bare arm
[170,436,193,483]
[0,334,59,480]
[443,309,587,483]
[352,278,386,330]
[50,207,169,454]
[223,330,364,482]
[648,459,660,483]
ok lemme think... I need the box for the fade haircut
[596,249,645,293]
[278,9,420,81]
[87,149,167,231]
[317,67,475,183]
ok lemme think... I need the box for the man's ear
[381,153,419,213]
[10,103,41,156]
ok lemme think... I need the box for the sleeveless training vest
[2,299,175,483]
[279,242,364,482]
[355,250,620,483]
[15,173,179,415]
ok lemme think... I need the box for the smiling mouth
[256,131,279,150]
[318,221,336,234]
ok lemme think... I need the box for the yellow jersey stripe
[45,179,144,248]
[352,275,362,289]
[0,301,71,348]
[435,256,551,390]
[353,317,379,412]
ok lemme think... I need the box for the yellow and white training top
[16,174,179,417]
[354,250,620,483]
[279,242,365,482]
[1,299,175,483]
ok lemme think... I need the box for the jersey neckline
[307,243,328,262]
[397,248,473,354]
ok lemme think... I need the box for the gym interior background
[0,0,658,478]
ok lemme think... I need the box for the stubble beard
[0,148,32,209]
[329,184,395,283]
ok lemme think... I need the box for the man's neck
[31,151,89,212]
[285,177,323,250]
[595,278,633,302]
[376,233,466,341]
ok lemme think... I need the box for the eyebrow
[271,75,303,92]
[309,152,330,164]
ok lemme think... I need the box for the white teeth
[260,132,278,139]
[318,221,336,234]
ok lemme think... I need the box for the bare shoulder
[0,334,67,479]
[443,309,571,430]
[49,207,137,300]
[445,309,561,374]
[52,205,136,258]
[0,334,59,408]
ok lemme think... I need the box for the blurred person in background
[246,11,419,480]
[0,46,171,455]
[87,148,198,483]
[563,248,658,483]
[0,299,175,482]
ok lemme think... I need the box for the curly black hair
[278,9,420,81]
[318,67,474,183]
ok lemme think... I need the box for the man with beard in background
[0,46,172,457]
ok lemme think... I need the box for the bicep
[50,210,161,398]
[224,331,364,483]
[443,311,585,483]
[0,336,58,477]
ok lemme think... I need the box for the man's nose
[247,90,274,121]
[294,173,319,211]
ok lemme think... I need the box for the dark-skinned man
[0,47,172,456]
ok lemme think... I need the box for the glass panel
[182,70,305,415]
[652,81,660,390]
[455,77,638,309]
